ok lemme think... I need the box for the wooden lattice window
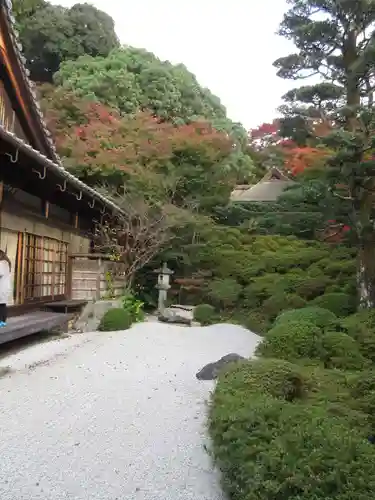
[23,234,68,302]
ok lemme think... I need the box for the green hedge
[351,370,375,426]
[262,292,306,320]
[296,276,332,300]
[243,310,271,335]
[320,331,368,370]
[214,358,311,401]
[341,309,375,362]
[258,313,367,370]
[194,304,216,325]
[311,292,356,317]
[275,306,337,329]
[257,320,323,361]
[209,360,375,500]
[207,278,243,308]
[98,308,133,331]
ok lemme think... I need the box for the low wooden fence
[69,253,127,301]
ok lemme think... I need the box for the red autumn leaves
[250,120,330,176]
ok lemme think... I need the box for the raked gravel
[0,321,260,500]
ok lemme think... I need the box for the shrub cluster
[98,307,133,331]
[259,307,367,370]
[209,358,375,500]
[193,304,216,325]
[163,230,357,330]
[209,296,375,500]
[99,292,145,331]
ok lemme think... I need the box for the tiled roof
[3,0,61,164]
[231,179,295,203]
[231,167,296,203]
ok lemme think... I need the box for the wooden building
[0,0,121,338]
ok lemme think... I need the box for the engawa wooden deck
[44,300,87,314]
[0,311,73,345]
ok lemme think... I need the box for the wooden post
[66,255,73,300]
[19,232,26,305]
[15,232,23,304]
[96,257,102,300]
[41,200,49,218]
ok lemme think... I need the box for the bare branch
[94,186,191,285]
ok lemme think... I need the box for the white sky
[50,0,296,130]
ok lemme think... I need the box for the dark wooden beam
[41,199,49,218]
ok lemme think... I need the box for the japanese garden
[11,0,375,499]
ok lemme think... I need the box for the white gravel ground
[0,321,260,500]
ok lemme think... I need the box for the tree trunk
[358,243,375,308]
[343,30,375,307]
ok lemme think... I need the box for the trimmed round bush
[207,278,242,308]
[296,276,331,299]
[262,292,306,320]
[320,331,368,370]
[218,358,311,401]
[312,292,356,317]
[341,310,375,362]
[242,273,284,306]
[98,308,133,331]
[193,304,216,325]
[244,310,271,335]
[351,370,375,426]
[209,391,375,500]
[257,320,323,361]
[275,306,337,329]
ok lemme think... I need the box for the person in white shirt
[0,250,11,327]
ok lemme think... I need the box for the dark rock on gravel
[196,353,246,380]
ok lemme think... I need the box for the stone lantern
[154,262,174,314]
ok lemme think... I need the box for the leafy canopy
[16,2,119,82]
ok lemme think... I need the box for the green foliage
[104,271,114,298]
[274,0,375,305]
[240,179,347,240]
[121,292,144,323]
[275,306,337,330]
[17,3,119,82]
[207,278,242,309]
[312,292,356,317]
[320,331,368,370]
[262,292,306,320]
[341,310,375,362]
[258,320,323,361]
[243,310,271,336]
[260,313,367,370]
[165,225,355,327]
[12,0,45,18]
[55,47,228,126]
[351,370,375,426]
[98,308,133,332]
[52,47,254,183]
[296,276,332,300]
[210,382,375,500]
[216,358,311,401]
[193,304,216,326]
[40,87,247,213]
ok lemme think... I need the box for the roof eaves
[0,124,124,217]
[2,0,61,164]
[230,179,296,203]
[1,0,124,217]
